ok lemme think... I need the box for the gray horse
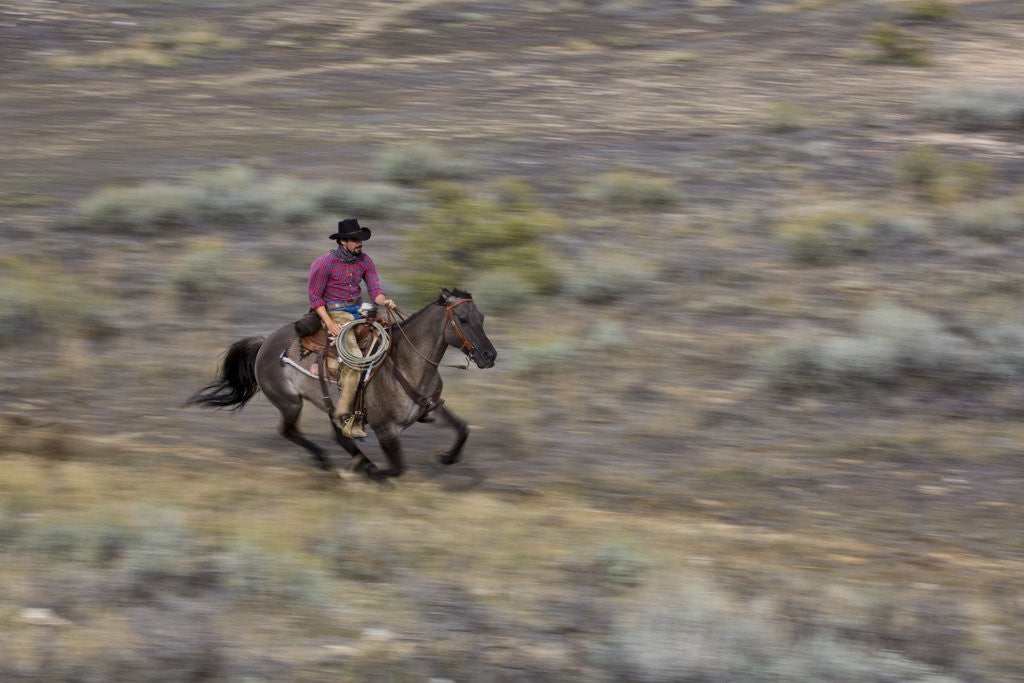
[188,289,496,482]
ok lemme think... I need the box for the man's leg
[328,310,367,438]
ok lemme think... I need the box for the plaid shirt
[308,250,385,309]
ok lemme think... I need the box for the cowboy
[309,218,396,438]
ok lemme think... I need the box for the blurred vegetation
[70,165,414,235]
[396,180,565,305]
[899,0,958,21]
[48,21,242,70]
[372,141,476,185]
[893,147,994,202]
[922,85,1024,130]
[0,256,120,345]
[951,197,1024,243]
[864,23,932,66]
[774,208,876,265]
[580,171,681,211]
[761,102,808,134]
[761,303,1024,392]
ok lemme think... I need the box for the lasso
[335,319,390,372]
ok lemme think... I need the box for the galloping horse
[188,289,496,482]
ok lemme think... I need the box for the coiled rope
[335,319,390,372]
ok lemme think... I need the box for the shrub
[0,256,120,345]
[901,0,957,21]
[168,239,234,315]
[564,249,657,303]
[468,270,535,314]
[220,544,329,607]
[316,181,420,217]
[865,23,931,66]
[397,181,564,304]
[891,147,990,202]
[762,102,807,134]
[774,209,875,265]
[372,141,475,185]
[76,182,205,233]
[923,86,1024,130]
[951,199,1024,242]
[581,171,680,211]
[48,22,242,70]
[605,572,958,682]
[72,165,389,235]
[759,303,1009,392]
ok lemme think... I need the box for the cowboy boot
[341,414,367,439]
[333,368,367,438]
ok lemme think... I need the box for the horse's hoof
[436,450,461,466]
[337,468,361,483]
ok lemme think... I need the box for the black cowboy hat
[330,218,371,241]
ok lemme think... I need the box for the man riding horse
[308,218,397,438]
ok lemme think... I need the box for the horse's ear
[439,287,452,300]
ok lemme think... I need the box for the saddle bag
[294,310,322,337]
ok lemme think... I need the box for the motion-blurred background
[2,1,1023,680]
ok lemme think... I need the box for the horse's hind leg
[276,397,333,471]
[427,405,469,465]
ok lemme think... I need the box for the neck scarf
[333,246,359,263]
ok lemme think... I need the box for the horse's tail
[187,336,264,411]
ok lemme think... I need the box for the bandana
[333,246,360,263]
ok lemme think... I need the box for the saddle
[291,311,390,383]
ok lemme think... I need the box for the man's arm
[309,256,343,336]
[363,255,396,310]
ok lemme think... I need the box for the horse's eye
[458,316,469,324]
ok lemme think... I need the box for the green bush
[397,181,564,304]
[48,21,242,70]
[0,256,120,345]
[372,141,475,185]
[581,171,680,211]
[168,239,234,315]
[762,102,807,134]
[891,147,991,202]
[865,23,932,66]
[901,0,957,21]
[774,210,875,265]
[923,86,1024,130]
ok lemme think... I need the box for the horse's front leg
[375,425,407,478]
[331,423,391,484]
[428,405,469,465]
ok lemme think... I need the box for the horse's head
[440,288,496,369]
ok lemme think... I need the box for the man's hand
[375,295,397,310]
[326,320,343,337]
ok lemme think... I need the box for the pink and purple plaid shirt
[308,250,385,309]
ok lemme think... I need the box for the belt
[327,300,361,309]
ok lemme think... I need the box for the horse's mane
[396,289,473,329]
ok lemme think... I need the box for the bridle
[390,297,477,368]
[444,298,476,359]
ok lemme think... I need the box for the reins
[385,298,475,370]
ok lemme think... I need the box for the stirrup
[340,414,367,439]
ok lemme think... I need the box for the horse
[187,288,496,482]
